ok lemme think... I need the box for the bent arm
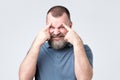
[62,24,93,80]
[74,39,93,80]
[19,41,42,80]
[19,23,51,80]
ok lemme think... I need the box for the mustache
[50,33,65,38]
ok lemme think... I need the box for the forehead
[46,13,69,25]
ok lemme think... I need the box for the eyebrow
[50,24,64,28]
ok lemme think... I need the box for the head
[46,5,72,49]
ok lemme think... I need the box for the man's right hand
[34,23,51,45]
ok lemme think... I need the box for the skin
[19,13,93,80]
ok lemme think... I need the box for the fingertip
[48,23,51,27]
[48,22,52,26]
[62,23,66,27]
[46,23,52,29]
[62,23,70,31]
[64,36,67,41]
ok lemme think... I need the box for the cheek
[49,28,54,33]
[60,28,67,35]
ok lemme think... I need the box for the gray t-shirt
[35,42,93,80]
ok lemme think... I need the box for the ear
[69,21,72,28]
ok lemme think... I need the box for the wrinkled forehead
[46,13,70,25]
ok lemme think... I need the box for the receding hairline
[46,5,71,20]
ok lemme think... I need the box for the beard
[48,33,67,50]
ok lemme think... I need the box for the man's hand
[63,23,82,45]
[35,23,51,45]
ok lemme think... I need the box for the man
[19,5,93,80]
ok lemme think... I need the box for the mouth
[52,37,64,41]
[50,33,65,41]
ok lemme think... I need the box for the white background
[0,0,120,80]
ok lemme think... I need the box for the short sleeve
[84,45,93,68]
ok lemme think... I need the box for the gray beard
[49,39,67,50]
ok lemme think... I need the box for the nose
[53,28,60,35]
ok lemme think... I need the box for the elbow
[89,66,93,79]
[77,68,93,80]
[78,73,93,80]
[19,73,30,80]
[19,65,28,80]
[19,64,34,80]
[83,65,93,80]
[82,68,93,80]
[83,69,93,80]
[89,69,93,80]
[90,70,93,80]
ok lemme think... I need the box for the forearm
[19,41,42,80]
[74,40,93,80]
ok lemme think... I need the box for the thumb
[64,35,68,42]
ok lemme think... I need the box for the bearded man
[19,5,93,80]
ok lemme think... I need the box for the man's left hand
[63,23,82,45]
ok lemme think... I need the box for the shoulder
[84,44,92,54]
[84,44,93,67]
[40,42,49,50]
[84,44,93,55]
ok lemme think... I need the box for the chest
[36,48,76,80]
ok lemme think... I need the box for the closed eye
[50,26,55,29]
[59,26,65,29]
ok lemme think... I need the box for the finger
[45,23,52,30]
[62,23,71,31]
